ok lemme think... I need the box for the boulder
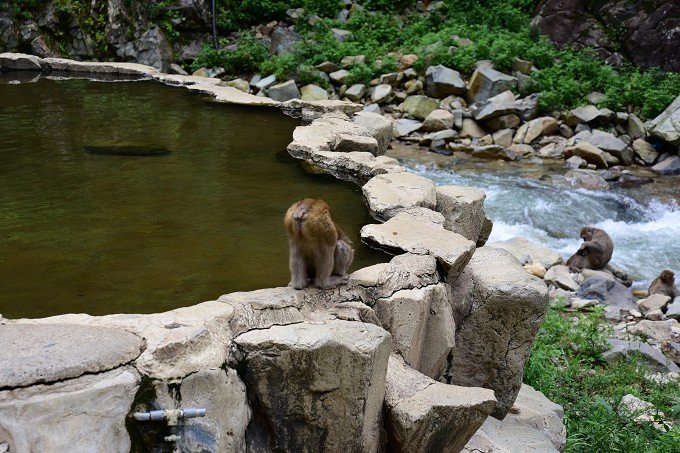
[329,69,350,85]
[472,90,517,121]
[576,276,637,321]
[463,384,566,453]
[447,247,549,419]
[374,284,455,378]
[422,109,454,132]
[648,93,680,146]
[425,64,467,98]
[628,319,679,343]
[513,117,558,144]
[632,138,659,165]
[269,26,300,56]
[572,129,633,165]
[393,118,423,137]
[487,237,562,269]
[0,324,143,388]
[403,95,439,120]
[637,294,672,316]
[467,66,518,104]
[435,185,489,243]
[353,111,393,156]
[651,155,680,175]
[372,83,393,104]
[459,118,488,138]
[564,142,610,168]
[565,105,601,126]
[361,211,476,284]
[300,84,328,101]
[384,355,496,453]
[233,321,391,453]
[267,79,301,102]
[344,83,367,102]
[543,264,580,292]
[605,339,680,373]
[362,172,437,221]
[0,52,44,70]
[0,368,140,453]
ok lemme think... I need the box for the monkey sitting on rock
[284,198,354,290]
[648,270,679,298]
[566,226,613,272]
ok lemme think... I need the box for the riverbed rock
[361,211,476,284]
[384,354,496,453]
[0,51,44,70]
[300,84,328,101]
[572,129,633,165]
[604,339,680,372]
[651,155,680,175]
[628,319,679,343]
[447,247,549,419]
[487,236,562,269]
[352,111,393,156]
[393,118,423,137]
[513,117,558,144]
[267,79,301,102]
[648,93,680,146]
[632,138,659,165]
[233,320,390,453]
[403,95,439,120]
[564,142,610,168]
[362,172,437,221]
[637,294,672,316]
[467,66,518,104]
[544,264,580,292]
[422,108,454,132]
[576,276,637,321]
[425,64,467,98]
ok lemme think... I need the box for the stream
[388,145,680,292]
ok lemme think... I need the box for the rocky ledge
[0,54,562,453]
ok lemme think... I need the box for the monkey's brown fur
[566,226,613,272]
[284,198,354,289]
[648,270,680,298]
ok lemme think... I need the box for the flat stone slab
[361,212,475,282]
[362,172,437,221]
[0,324,144,388]
[186,84,281,106]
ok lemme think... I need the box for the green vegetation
[524,300,680,452]
[3,0,679,117]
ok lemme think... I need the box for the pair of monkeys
[565,226,677,298]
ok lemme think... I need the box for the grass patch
[524,300,680,452]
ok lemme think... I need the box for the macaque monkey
[284,198,354,289]
[566,226,613,272]
[648,270,679,298]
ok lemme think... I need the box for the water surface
[0,78,386,318]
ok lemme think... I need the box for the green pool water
[0,77,386,319]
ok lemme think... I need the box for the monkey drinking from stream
[284,198,354,290]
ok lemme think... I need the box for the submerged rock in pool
[83,145,171,156]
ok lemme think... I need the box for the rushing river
[395,148,680,292]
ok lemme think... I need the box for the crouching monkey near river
[284,198,354,289]
[566,226,613,272]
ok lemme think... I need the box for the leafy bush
[190,32,268,76]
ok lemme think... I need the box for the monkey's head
[580,227,593,241]
[661,270,675,284]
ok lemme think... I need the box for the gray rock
[628,319,679,343]
[666,299,680,320]
[632,138,659,165]
[459,118,488,138]
[422,109,454,132]
[463,384,566,453]
[544,264,580,291]
[514,93,541,121]
[576,276,637,321]
[472,90,517,122]
[425,64,467,98]
[572,129,633,165]
[300,84,328,101]
[627,113,646,139]
[361,211,476,283]
[331,28,352,42]
[448,247,549,419]
[605,339,680,372]
[393,118,423,137]
[565,105,601,126]
[564,142,610,168]
[467,66,518,104]
[486,113,521,130]
[637,294,672,315]
[487,236,562,269]
[344,83,367,102]
[0,324,143,388]
[267,79,301,102]
[466,144,519,161]
[234,321,391,453]
[254,74,276,90]
[0,368,139,453]
[269,26,300,55]
[648,93,680,146]
[651,155,680,175]
[125,26,173,73]
[353,111,393,156]
[371,83,393,104]
[334,133,379,154]
[329,69,350,85]
[0,52,44,70]
[513,117,558,144]
[340,54,366,67]
[435,185,488,243]
[374,285,454,376]
[362,172,437,221]
[385,354,496,453]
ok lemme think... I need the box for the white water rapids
[406,162,680,292]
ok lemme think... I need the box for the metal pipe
[132,408,207,426]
